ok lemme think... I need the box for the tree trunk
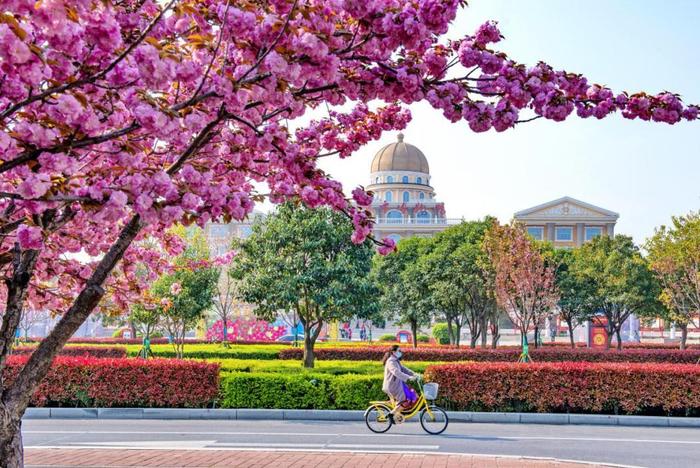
[521,330,528,347]
[680,323,688,350]
[222,317,228,343]
[533,325,539,349]
[453,323,461,348]
[129,320,137,340]
[469,326,478,349]
[410,320,418,349]
[302,321,322,369]
[480,316,488,349]
[490,319,500,349]
[605,330,613,350]
[615,327,623,351]
[446,317,455,346]
[566,318,575,349]
[0,413,23,468]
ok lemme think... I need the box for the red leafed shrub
[12,346,126,358]
[425,362,700,416]
[278,346,700,363]
[4,356,219,408]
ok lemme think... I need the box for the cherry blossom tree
[483,222,559,356]
[0,0,697,463]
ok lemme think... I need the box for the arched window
[386,211,403,224]
[416,177,422,185]
[402,191,410,202]
[375,177,380,184]
[416,210,431,224]
[402,175,409,183]
[387,175,394,183]
[385,191,393,202]
[419,192,425,200]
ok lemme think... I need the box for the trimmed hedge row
[129,344,283,360]
[425,362,700,416]
[279,346,700,363]
[5,356,219,408]
[220,372,384,410]
[13,346,127,358]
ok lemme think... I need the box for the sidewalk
[25,449,619,467]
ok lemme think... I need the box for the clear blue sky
[317,0,700,246]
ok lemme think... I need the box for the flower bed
[279,346,700,363]
[4,356,219,408]
[425,362,700,416]
[12,345,126,358]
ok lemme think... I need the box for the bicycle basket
[423,382,439,400]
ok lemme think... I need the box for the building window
[585,226,603,241]
[416,177,422,185]
[385,191,392,202]
[375,177,379,184]
[387,175,394,183]
[402,191,410,202]
[416,210,431,224]
[526,226,544,241]
[419,192,425,200]
[387,211,403,224]
[555,226,573,241]
[402,175,409,183]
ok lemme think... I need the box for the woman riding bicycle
[381,345,419,413]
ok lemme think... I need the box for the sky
[314,0,700,246]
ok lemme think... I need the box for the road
[22,419,700,468]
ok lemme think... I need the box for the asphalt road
[22,419,700,468]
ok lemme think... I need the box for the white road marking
[63,440,218,449]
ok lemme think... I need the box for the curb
[23,408,700,427]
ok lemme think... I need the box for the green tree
[422,219,496,348]
[230,203,378,368]
[575,235,662,350]
[372,237,433,349]
[646,212,700,350]
[550,248,596,348]
[149,227,218,358]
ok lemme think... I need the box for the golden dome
[371,133,429,174]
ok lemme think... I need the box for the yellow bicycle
[364,376,448,434]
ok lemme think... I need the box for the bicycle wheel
[365,405,393,433]
[419,405,448,435]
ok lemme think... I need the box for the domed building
[367,133,453,243]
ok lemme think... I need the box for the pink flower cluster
[0,0,695,316]
[205,318,286,342]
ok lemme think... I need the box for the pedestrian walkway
[25,449,617,467]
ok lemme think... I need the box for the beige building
[367,133,457,243]
[514,196,619,248]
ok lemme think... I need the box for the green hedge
[215,359,436,375]
[220,372,385,410]
[126,344,282,360]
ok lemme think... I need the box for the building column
[576,223,584,247]
[546,223,555,242]
[606,223,615,237]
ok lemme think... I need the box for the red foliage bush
[425,362,700,416]
[12,346,126,358]
[4,356,219,408]
[278,346,700,363]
